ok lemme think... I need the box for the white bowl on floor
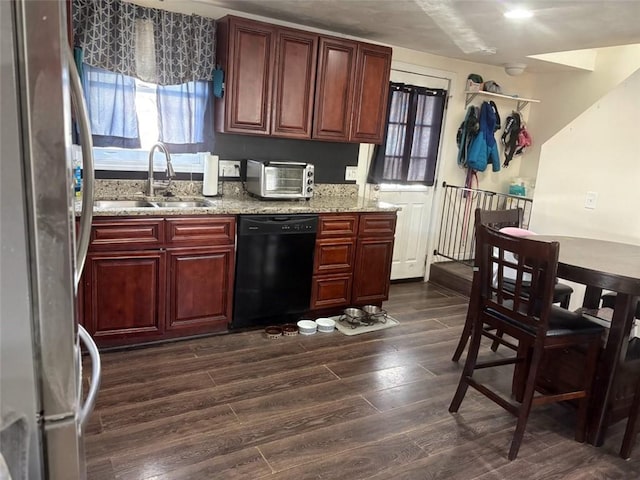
[297,319,317,335]
[315,317,335,333]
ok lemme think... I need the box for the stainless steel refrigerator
[1,1,99,478]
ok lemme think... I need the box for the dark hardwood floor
[84,281,640,479]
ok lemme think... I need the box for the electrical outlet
[345,166,358,181]
[219,160,241,178]
[585,191,598,210]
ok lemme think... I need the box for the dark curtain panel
[368,82,447,186]
[73,0,216,85]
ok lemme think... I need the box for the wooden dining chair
[451,208,574,362]
[449,222,605,460]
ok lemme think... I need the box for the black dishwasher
[232,215,318,329]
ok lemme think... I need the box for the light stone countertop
[80,195,400,217]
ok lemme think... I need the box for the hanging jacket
[467,101,501,173]
[501,111,521,167]
[456,105,479,168]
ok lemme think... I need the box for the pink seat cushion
[499,227,537,237]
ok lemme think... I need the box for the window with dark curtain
[368,83,447,186]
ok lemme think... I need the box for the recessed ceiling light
[504,8,534,19]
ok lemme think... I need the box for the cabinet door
[166,246,234,333]
[352,237,395,304]
[84,251,166,345]
[271,28,318,138]
[350,43,392,144]
[222,18,275,134]
[312,37,357,142]
[311,274,352,309]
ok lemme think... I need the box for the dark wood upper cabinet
[271,28,318,139]
[215,17,275,135]
[312,37,357,142]
[350,43,392,144]
[216,16,392,144]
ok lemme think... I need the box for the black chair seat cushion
[553,282,574,298]
[486,305,605,338]
[601,292,640,318]
[503,279,573,304]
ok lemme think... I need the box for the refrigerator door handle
[77,325,100,428]
[66,48,94,288]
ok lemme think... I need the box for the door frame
[356,61,456,281]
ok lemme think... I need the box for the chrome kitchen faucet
[147,142,176,196]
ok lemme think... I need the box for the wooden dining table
[532,235,640,446]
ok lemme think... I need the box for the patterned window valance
[72,0,216,85]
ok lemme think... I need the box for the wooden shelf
[464,90,540,112]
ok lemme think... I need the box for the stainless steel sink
[152,201,211,208]
[94,200,157,208]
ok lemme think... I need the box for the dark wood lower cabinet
[82,213,395,346]
[310,213,396,312]
[167,246,234,333]
[313,238,356,275]
[351,237,395,304]
[84,251,166,344]
[84,216,236,348]
[311,273,352,309]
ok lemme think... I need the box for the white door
[378,68,449,280]
[379,187,433,279]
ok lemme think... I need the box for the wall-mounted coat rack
[464,90,540,112]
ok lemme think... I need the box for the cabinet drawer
[311,274,352,309]
[89,218,164,251]
[165,216,236,247]
[318,214,358,238]
[314,238,356,274]
[358,213,397,237]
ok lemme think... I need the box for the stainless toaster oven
[245,159,314,199]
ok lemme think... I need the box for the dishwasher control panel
[239,215,318,235]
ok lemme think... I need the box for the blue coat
[467,102,501,173]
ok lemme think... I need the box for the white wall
[529,68,640,309]
[522,44,640,181]
[530,68,640,244]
